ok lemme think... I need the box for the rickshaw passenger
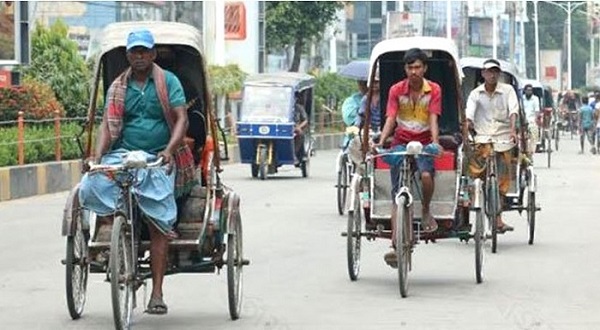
[342,80,368,127]
[78,28,194,315]
[373,48,442,265]
[294,92,309,164]
[465,58,518,233]
[522,84,541,158]
[355,74,382,131]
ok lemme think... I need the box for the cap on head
[483,59,501,71]
[126,28,155,51]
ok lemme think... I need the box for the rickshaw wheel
[65,215,89,320]
[346,192,362,281]
[337,156,348,215]
[110,215,134,330]
[396,196,410,298]
[554,129,559,151]
[527,192,536,245]
[486,177,499,254]
[227,211,244,320]
[251,164,258,178]
[474,208,485,284]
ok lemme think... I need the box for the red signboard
[545,66,557,79]
[0,69,11,87]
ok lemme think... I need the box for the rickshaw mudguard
[220,190,241,235]
[61,183,82,237]
[347,173,362,212]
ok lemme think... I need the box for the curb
[0,133,344,202]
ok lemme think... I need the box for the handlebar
[88,156,164,173]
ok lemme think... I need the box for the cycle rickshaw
[236,72,316,179]
[520,78,554,168]
[61,22,248,329]
[460,57,540,251]
[342,37,485,297]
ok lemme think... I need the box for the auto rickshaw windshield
[240,86,293,123]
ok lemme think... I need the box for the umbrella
[338,60,370,81]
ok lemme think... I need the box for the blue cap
[126,28,155,51]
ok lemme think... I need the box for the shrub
[0,78,64,121]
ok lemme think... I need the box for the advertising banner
[540,49,562,92]
[385,11,423,39]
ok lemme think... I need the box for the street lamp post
[541,1,586,90]
[534,0,541,81]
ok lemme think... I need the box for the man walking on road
[579,96,596,154]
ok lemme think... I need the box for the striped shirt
[385,79,442,145]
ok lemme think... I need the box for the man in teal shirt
[579,95,596,154]
[79,28,188,315]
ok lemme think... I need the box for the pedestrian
[579,96,596,154]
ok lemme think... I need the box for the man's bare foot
[422,209,438,233]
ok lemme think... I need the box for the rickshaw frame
[460,57,540,250]
[342,37,485,297]
[60,21,247,326]
[520,78,555,168]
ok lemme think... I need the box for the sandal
[146,296,168,315]
[421,212,438,233]
[497,224,514,234]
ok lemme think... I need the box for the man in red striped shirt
[373,48,442,267]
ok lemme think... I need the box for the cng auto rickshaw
[61,22,248,329]
[342,37,486,297]
[236,72,316,179]
[460,57,540,251]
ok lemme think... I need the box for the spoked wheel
[258,147,267,180]
[110,215,134,330]
[396,196,411,298]
[227,211,244,320]
[65,212,89,320]
[346,192,362,281]
[546,131,552,168]
[474,208,485,284]
[486,177,499,254]
[527,191,536,245]
[337,156,348,215]
[554,126,560,151]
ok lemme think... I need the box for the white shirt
[522,94,540,123]
[466,82,520,151]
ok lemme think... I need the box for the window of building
[369,1,382,19]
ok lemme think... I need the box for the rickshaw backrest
[378,50,461,135]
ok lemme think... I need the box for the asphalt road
[0,134,599,330]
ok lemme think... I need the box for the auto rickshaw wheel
[227,211,244,320]
[258,147,267,180]
[251,164,258,178]
[65,214,89,320]
[300,159,309,178]
[474,208,484,284]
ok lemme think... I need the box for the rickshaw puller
[78,28,196,315]
[465,58,518,233]
[372,48,442,265]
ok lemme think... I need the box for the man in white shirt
[522,84,541,157]
[465,58,519,233]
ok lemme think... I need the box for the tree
[524,1,589,89]
[23,20,90,117]
[266,1,343,72]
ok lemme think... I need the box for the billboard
[385,11,423,39]
[0,1,15,62]
[540,49,562,92]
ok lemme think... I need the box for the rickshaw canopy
[367,37,463,85]
[460,57,522,89]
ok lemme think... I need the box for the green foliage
[312,71,357,113]
[266,1,343,71]
[23,20,90,117]
[207,64,247,96]
[524,2,589,88]
[0,78,64,121]
[0,122,86,166]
